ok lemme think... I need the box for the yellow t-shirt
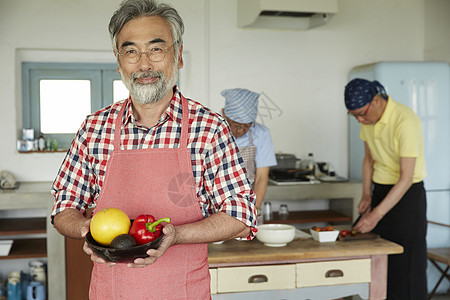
[360,97,427,184]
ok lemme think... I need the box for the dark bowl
[85,230,164,263]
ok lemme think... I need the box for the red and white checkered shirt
[51,87,257,238]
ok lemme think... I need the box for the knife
[352,214,362,228]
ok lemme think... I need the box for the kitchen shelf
[264,209,351,225]
[265,182,363,222]
[0,217,48,260]
[18,149,68,154]
[0,238,47,260]
[0,217,46,235]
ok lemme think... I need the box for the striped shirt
[51,87,257,238]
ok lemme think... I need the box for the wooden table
[208,237,403,299]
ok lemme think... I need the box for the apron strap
[113,98,128,151]
[113,93,189,151]
[248,129,254,146]
[179,92,189,149]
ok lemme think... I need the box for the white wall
[0,0,449,182]
[207,0,426,175]
[424,0,450,61]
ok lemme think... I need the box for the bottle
[278,204,289,220]
[38,134,45,151]
[263,202,273,221]
[52,139,58,151]
[301,153,316,175]
[256,207,264,225]
[45,138,52,151]
[7,271,21,300]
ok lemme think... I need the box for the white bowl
[211,241,224,245]
[310,229,339,242]
[0,240,13,256]
[256,224,296,247]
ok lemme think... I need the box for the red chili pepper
[129,215,171,245]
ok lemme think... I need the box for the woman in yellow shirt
[345,78,427,300]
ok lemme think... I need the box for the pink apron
[89,96,211,299]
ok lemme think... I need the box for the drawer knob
[325,269,344,278]
[248,274,268,283]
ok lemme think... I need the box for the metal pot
[274,153,300,169]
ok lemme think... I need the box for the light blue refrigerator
[348,61,450,294]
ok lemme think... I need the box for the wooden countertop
[208,237,403,267]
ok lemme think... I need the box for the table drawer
[217,264,296,293]
[297,259,371,287]
[209,268,217,294]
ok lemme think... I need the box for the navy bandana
[344,78,387,110]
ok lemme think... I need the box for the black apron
[372,181,428,300]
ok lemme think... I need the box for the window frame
[22,62,121,149]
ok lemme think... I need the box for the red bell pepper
[129,215,171,245]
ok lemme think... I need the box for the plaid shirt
[51,88,257,238]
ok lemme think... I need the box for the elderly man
[51,0,256,298]
[345,78,427,300]
[221,88,277,210]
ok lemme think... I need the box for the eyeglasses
[117,43,174,64]
[348,101,372,118]
[225,117,252,133]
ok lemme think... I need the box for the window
[22,62,128,149]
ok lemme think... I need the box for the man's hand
[83,212,250,268]
[82,224,176,268]
[354,210,382,233]
[126,224,177,268]
[358,195,372,215]
[54,208,91,239]
[83,241,118,266]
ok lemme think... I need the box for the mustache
[130,70,164,82]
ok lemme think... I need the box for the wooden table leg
[369,255,388,299]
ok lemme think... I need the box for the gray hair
[109,0,184,56]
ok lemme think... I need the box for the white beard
[119,64,179,105]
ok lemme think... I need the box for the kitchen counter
[208,237,402,267]
[208,237,403,299]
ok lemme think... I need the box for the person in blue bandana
[345,78,427,300]
[221,88,277,211]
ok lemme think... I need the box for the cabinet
[217,264,296,293]
[296,259,371,287]
[65,237,93,300]
[209,238,403,299]
[0,182,66,300]
[210,259,370,295]
[264,181,362,224]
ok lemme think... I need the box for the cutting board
[339,232,379,242]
